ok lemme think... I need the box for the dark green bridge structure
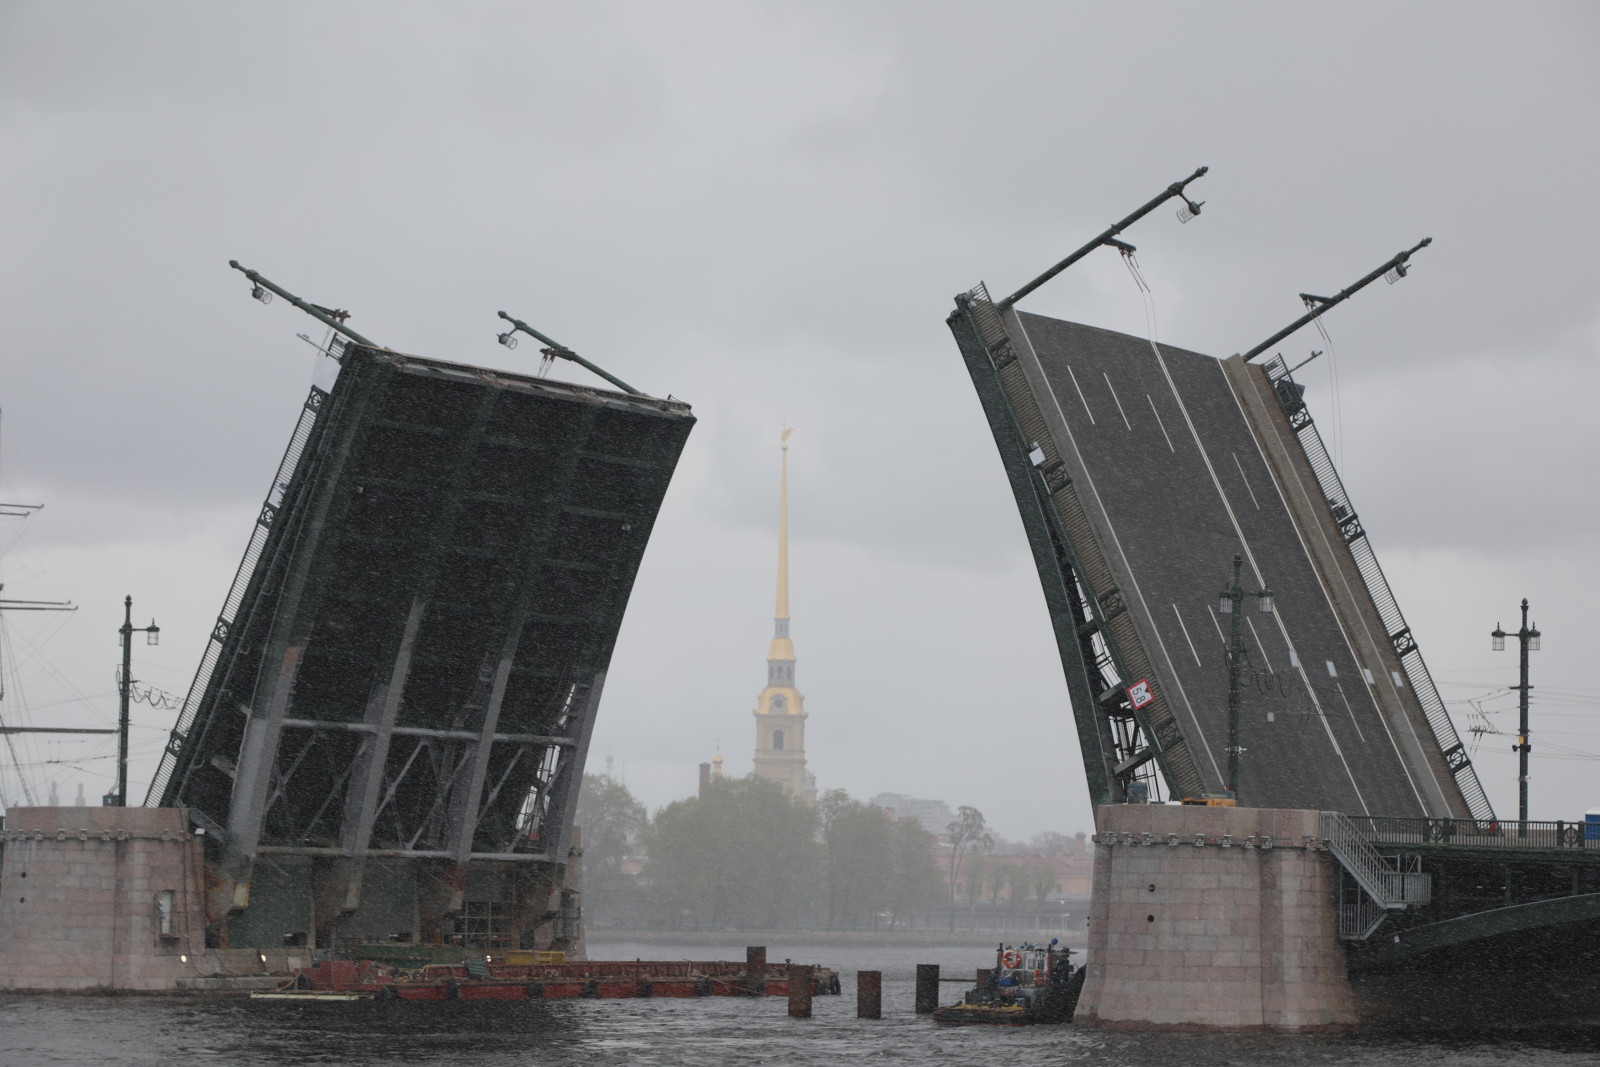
[147,333,693,952]
[944,171,1599,1022]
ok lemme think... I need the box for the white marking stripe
[1104,372,1133,430]
[1207,608,1228,648]
[1066,365,1095,424]
[1231,452,1261,510]
[1215,365,1438,815]
[1146,341,1366,811]
[1335,682,1367,743]
[1146,395,1176,452]
[1246,617,1274,673]
[1002,309,1223,784]
[1172,604,1203,667]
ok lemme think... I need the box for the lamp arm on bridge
[998,166,1209,309]
[495,311,643,396]
[228,260,380,350]
[1237,238,1431,363]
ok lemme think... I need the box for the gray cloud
[2,0,1595,837]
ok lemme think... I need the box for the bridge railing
[1348,815,1600,852]
[1264,354,1495,825]
[143,381,333,806]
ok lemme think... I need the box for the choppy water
[2,939,1597,1066]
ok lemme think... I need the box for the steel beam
[279,718,574,747]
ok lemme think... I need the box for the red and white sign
[1126,679,1155,710]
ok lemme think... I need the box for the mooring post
[914,963,940,1014]
[746,946,767,996]
[857,970,882,1019]
[787,963,814,1018]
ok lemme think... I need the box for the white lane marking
[1335,682,1367,743]
[1003,310,1223,784]
[1104,372,1133,431]
[1172,604,1203,667]
[1066,365,1096,424]
[1214,364,1438,815]
[1231,452,1262,510]
[1147,344,1367,813]
[1207,608,1228,648]
[1146,395,1176,452]
[1246,617,1274,673]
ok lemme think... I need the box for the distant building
[870,793,955,832]
[752,427,815,803]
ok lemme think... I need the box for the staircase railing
[1321,810,1431,938]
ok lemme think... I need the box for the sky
[1,2,1596,842]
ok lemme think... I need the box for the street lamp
[1492,598,1540,831]
[1218,554,1273,801]
[114,595,160,808]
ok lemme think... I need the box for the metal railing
[1321,811,1431,939]
[1348,815,1600,852]
[143,385,330,805]
[1265,355,1494,824]
[1320,811,1430,907]
[958,284,1203,804]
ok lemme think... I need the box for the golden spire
[776,423,793,623]
[712,741,724,779]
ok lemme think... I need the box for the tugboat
[931,940,1083,1026]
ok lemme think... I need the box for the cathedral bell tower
[752,426,815,803]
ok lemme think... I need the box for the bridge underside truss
[150,343,692,937]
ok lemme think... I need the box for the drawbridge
[945,173,1599,997]
[148,273,693,951]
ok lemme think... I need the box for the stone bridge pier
[1074,804,1356,1031]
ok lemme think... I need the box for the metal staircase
[1321,810,1430,938]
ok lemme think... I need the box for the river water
[2,939,1597,1066]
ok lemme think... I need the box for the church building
[752,427,816,803]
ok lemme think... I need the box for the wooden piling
[914,963,940,1014]
[787,963,814,1018]
[746,946,767,996]
[857,970,882,1019]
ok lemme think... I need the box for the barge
[262,955,841,1002]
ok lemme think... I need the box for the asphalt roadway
[1009,311,1457,818]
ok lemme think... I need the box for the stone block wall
[0,806,207,992]
[1073,804,1355,1031]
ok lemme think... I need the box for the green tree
[819,791,896,930]
[1030,831,1076,855]
[1027,858,1061,922]
[574,773,647,925]
[887,817,945,928]
[946,805,992,931]
[640,775,819,929]
[961,850,987,929]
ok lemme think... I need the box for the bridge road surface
[1008,311,1461,818]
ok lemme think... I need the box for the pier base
[1073,805,1356,1032]
[0,807,212,992]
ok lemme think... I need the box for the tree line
[575,773,947,930]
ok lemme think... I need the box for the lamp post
[115,595,160,808]
[1491,599,1540,832]
[1218,554,1273,801]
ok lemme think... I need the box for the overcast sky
[1,2,1596,840]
